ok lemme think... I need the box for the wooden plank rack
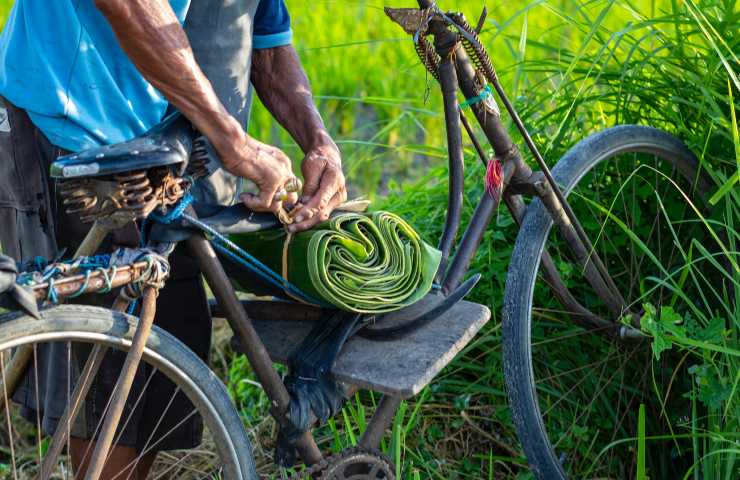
[220,298,491,399]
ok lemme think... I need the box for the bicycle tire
[0,304,257,480]
[502,125,716,479]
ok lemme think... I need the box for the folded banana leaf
[227,211,441,313]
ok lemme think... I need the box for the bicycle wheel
[503,125,733,478]
[0,305,257,479]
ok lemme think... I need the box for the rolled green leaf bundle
[228,211,442,313]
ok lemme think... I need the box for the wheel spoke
[40,344,109,480]
[1,350,19,480]
[33,344,43,470]
[113,406,198,480]
[0,306,244,480]
[65,341,71,480]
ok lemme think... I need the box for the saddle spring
[58,168,191,222]
[115,171,155,210]
[58,132,211,224]
[59,180,99,221]
[187,134,211,179]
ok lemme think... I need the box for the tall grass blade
[637,403,647,479]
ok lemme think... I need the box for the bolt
[533,180,548,195]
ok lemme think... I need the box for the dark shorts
[0,97,213,452]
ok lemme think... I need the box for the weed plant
[229,0,740,476]
[376,0,739,478]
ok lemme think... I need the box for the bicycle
[0,1,733,478]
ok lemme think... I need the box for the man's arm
[94,0,297,213]
[250,45,347,232]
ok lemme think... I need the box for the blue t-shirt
[0,0,292,153]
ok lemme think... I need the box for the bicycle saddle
[50,112,195,179]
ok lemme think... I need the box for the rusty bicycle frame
[1,0,644,476]
[393,0,633,329]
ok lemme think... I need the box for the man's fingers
[289,170,337,224]
[240,184,281,213]
[289,205,316,224]
[303,168,340,211]
[301,156,322,197]
[289,169,346,232]
[288,190,345,232]
[274,188,299,205]
[240,192,263,211]
[283,191,299,207]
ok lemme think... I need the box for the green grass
[237,1,738,478]
[1,0,738,478]
[370,1,739,478]
[254,1,707,195]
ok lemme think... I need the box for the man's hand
[251,46,346,232]
[219,135,299,215]
[288,143,347,232]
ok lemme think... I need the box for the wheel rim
[0,321,243,480]
[507,128,735,478]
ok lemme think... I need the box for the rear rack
[226,300,490,398]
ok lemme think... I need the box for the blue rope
[67,270,92,299]
[180,213,322,305]
[41,267,60,282]
[209,241,319,305]
[149,192,194,224]
[97,266,116,293]
[46,278,58,304]
[459,84,493,109]
[139,217,148,247]
[127,299,139,315]
[77,254,111,270]
[33,256,47,272]
[146,192,321,305]
[20,252,116,303]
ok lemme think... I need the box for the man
[0,0,346,477]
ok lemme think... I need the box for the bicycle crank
[293,447,395,479]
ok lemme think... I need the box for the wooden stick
[83,286,157,480]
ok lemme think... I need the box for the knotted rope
[112,249,170,302]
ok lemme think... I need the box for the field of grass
[273,1,738,479]
[260,2,739,478]
[1,0,738,479]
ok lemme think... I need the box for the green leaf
[689,364,732,410]
[709,171,739,206]
[640,303,674,360]
[697,317,726,343]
